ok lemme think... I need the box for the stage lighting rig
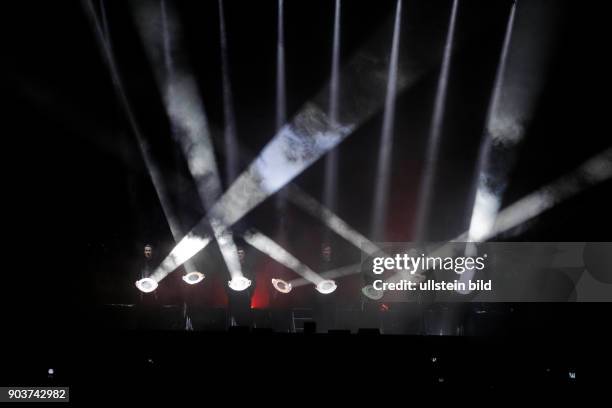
[362,284,384,300]
[182,271,205,285]
[271,278,292,293]
[315,280,337,294]
[135,278,158,293]
[228,276,252,291]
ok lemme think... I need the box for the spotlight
[228,276,252,291]
[244,229,325,284]
[271,278,292,293]
[370,0,402,240]
[182,271,205,285]
[135,278,158,293]
[146,6,428,282]
[316,280,337,294]
[362,285,383,300]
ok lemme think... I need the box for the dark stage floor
[7,302,610,399]
[4,328,591,400]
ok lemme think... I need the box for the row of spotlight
[135,274,338,295]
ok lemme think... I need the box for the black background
[2,0,611,389]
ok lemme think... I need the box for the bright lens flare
[228,276,252,291]
[316,280,337,294]
[182,271,205,285]
[135,278,158,293]
[271,278,292,294]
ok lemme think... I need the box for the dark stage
[3,0,612,397]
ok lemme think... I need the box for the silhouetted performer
[132,244,156,302]
[140,244,154,278]
[227,246,254,327]
[313,242,338,333]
